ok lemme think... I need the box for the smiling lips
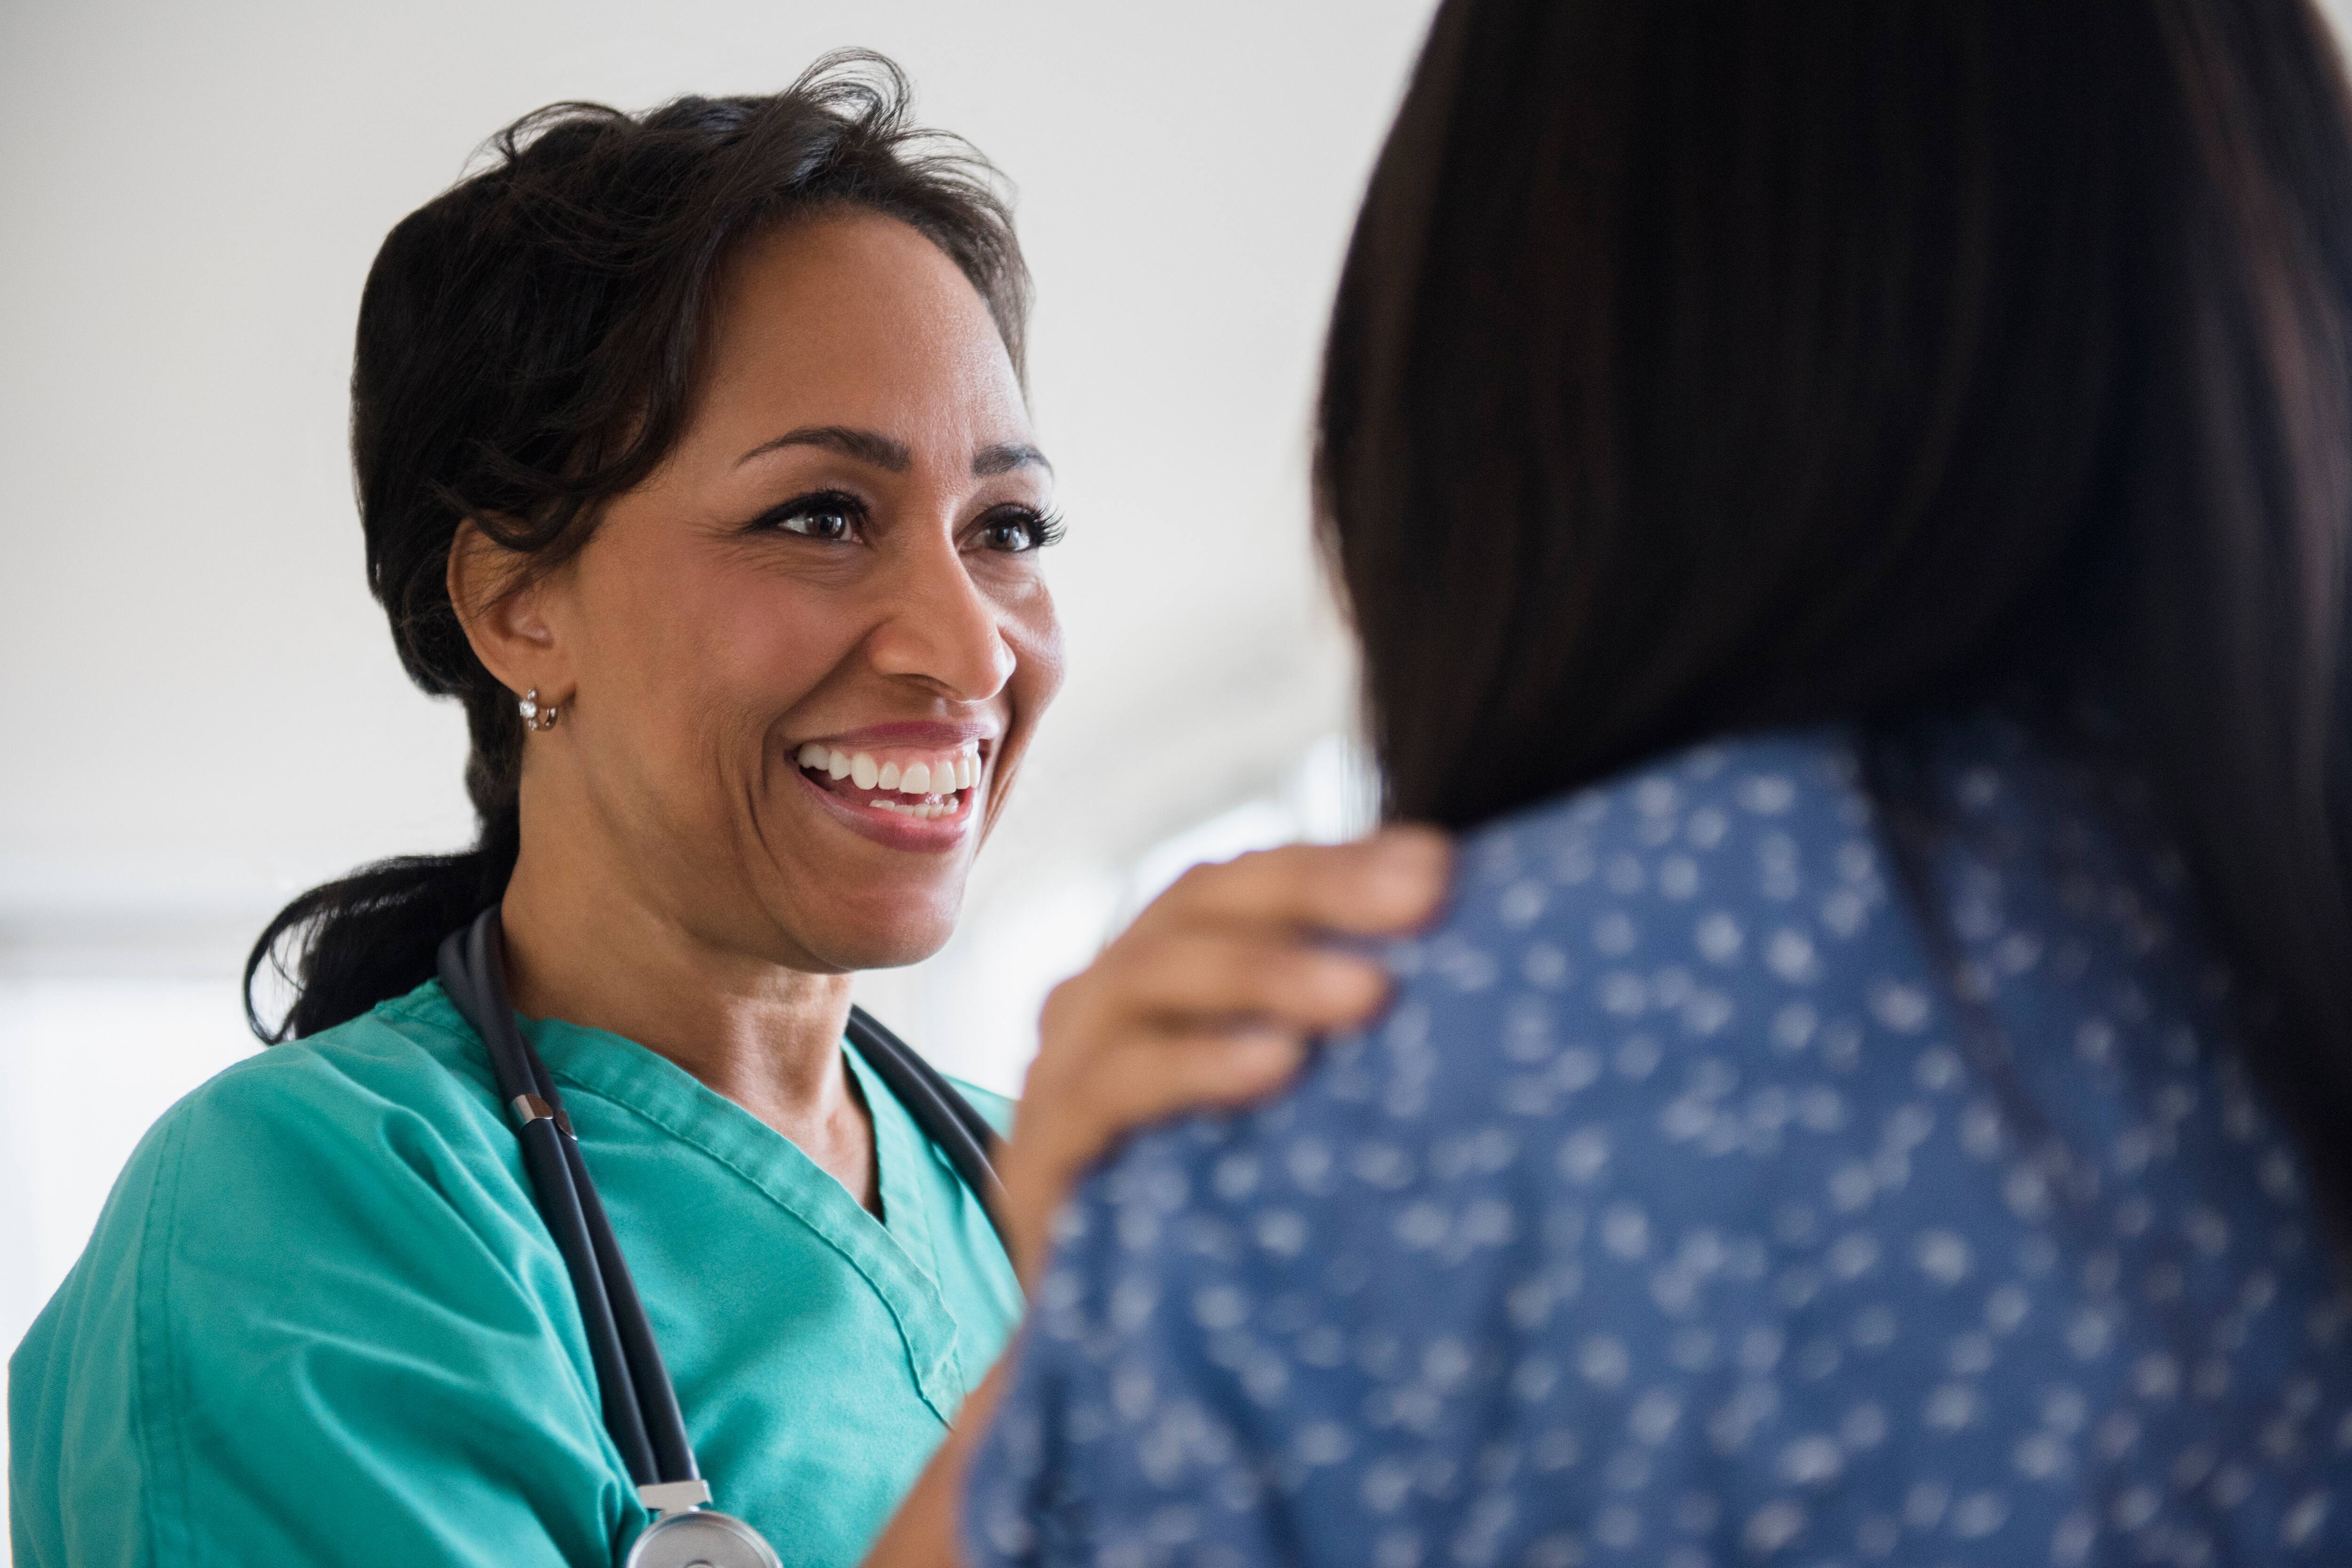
[795,740,982,821]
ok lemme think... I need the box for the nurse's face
[533,212,1063,972]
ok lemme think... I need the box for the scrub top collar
[410,981,977,1424]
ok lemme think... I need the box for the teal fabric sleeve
[10,1026,629,1567]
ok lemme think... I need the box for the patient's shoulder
[1420,722,1885,1008]
[1055,724,1923,1279]
[1313,724,1902,1135]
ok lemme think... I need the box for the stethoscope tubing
[440,911,696,1488]
[433,904,1013,1517]
[842,1006,1011,1239]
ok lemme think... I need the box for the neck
[493,794,870,1200]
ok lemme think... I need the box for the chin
[837,921,957,972]
[771,886,964,974]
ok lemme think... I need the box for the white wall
[0,0,1440,1544]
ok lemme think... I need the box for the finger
[998,1025,1312,1285]
[1094,929,1394,1032]
[1100,1025,1309,1123]
[1026,1025,1309,1172]
[1135,827,1451,939]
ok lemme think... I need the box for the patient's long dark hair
[1320,2,2352,1223]
[246,50,1029,1041]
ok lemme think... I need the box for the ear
[447,520,574,704]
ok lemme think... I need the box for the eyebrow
[733,426,1052,478]
[735,426,912,472]
[973,442,1052,477]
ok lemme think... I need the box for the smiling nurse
[6,53,1448,1568]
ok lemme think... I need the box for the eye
[976,506,1067,554]
[752,490,866,541]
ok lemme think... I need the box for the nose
[865,532,1017,700]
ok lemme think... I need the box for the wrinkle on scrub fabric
[966,713,2352,1568]
[11,980,1017,1568]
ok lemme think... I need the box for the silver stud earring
[519,688,559,731]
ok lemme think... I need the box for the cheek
[701,584,854,716]
[587,561,856,753]
[1003,584,1068,717]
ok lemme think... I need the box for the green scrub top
[8,979,1021,1567]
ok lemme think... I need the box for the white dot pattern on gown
[965,714,2352,1568]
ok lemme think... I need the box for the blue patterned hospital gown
[967,714,2352,1568]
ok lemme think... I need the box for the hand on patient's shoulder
[993,827,1451,1289]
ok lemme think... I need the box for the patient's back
[969,713,2352,1568]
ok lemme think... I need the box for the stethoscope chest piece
[622,1506,782,1568]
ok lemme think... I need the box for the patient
[961,2,2352,1564]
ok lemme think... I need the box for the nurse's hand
[994,825,1450,1288]
[865,831,1445,1568]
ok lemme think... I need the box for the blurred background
[0,0,1446,1521]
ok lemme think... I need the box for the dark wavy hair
[246,50,1031,1041]
[1320,2,2352,1222]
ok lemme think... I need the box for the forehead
[689,210,1030,459]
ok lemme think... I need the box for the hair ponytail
[245,682,525,1040]
[244,51,1029,1040]
[244,812,520,1043]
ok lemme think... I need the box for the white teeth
[800,742,986,801]
[867,798,959,820]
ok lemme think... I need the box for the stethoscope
[437,907,1012,1568]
